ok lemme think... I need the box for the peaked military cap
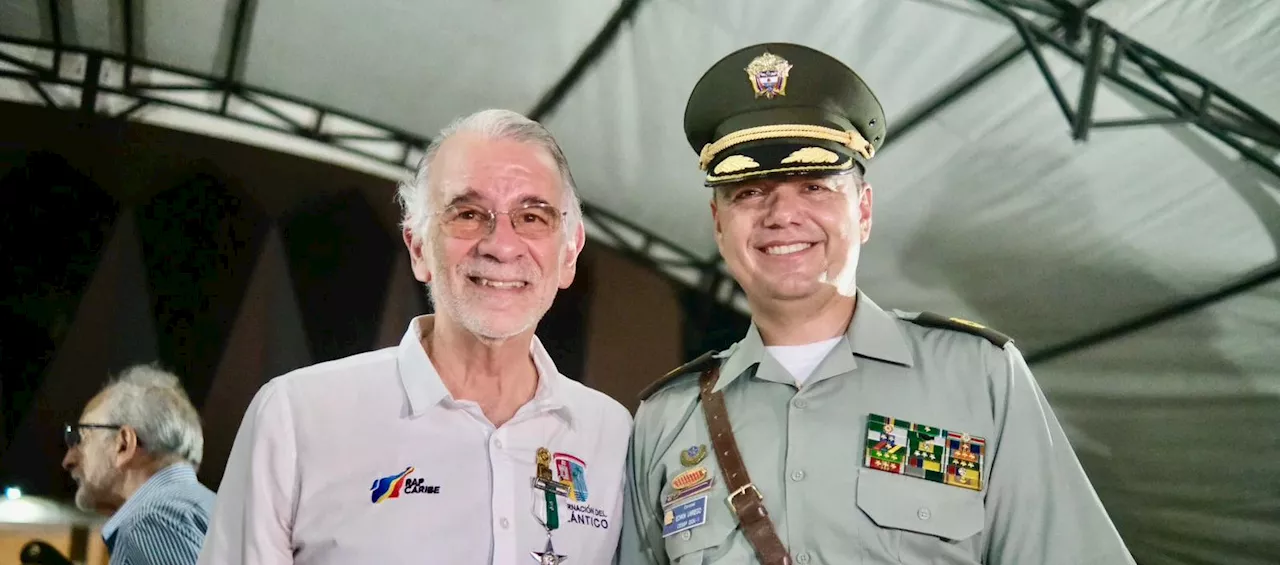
[684,42,887,186]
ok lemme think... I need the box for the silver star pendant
[530,537,568,564]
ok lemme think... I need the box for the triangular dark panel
[200,226,311,489]
[136,171,269,408]
[281,190,397,363]
[0,151,119,455]
[534,246,593,382]
[0,209,158,498]
[680,284,750,363]
[374,254,430,349]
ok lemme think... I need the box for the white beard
[426,239,565,342]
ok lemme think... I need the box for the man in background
[198,109,631,565]
[62,364,215,565]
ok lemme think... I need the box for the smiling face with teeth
[711,172,872,307]
[404,131,585,342]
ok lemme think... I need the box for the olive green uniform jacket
[619,292,1134,565]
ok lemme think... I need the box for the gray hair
[98,364,204,467]
[395,109,584,244]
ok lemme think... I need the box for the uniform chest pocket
[855,468,985,541]
[660,491,741,564]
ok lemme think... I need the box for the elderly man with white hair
[62,363,215,565]
[198,109,631,565]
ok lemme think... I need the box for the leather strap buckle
[727,483,763,511]
[699,365,790,565]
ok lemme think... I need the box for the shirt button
[793,398,808,409]
[493,438,503,449]
[790,470,805,481]
[796,552,811,564]
[499,517,510,529]
[681,530,691,541]
[918,507,932,520]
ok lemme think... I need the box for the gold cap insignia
[781,146,840,165]
[713,154,759,174]
[745,52,793,99]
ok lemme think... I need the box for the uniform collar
[713,291,914,392]
[396,315,573,426]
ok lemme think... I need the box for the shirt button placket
[489,431,515,563]
[785,394,811,563]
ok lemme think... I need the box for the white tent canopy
[2,0,1277,563]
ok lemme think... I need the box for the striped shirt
[103,463,217,565]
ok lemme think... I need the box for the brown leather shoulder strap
[638,350,718,402]
[698,366,791,565]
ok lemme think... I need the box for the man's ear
[710,197,722,239]
[558,221,587,289]
[115,426,140,466]
[403,227,432,283]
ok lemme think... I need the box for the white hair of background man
[395,108,584,245]
[97,364,205,468]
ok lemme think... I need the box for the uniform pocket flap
[855,469,984,541]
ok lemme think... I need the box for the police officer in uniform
[618,43,1135,565]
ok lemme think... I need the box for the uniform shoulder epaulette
[638,350,719,402]
[898,311,1013,348]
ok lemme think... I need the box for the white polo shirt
[198,315,633,565]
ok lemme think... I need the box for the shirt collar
[713,291,915,392]
[396,315,573,426]
[102,462,198,543]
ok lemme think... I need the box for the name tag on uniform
[660,495,708,538]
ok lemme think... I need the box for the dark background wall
[0,101,748,500]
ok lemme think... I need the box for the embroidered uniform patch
[664,465,715,507]
[864,413,985,491]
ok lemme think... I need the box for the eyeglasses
[64,423,122,448]
[436,203,566,240]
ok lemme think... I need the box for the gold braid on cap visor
[698,124,876,171]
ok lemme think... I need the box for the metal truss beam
[48,0,63,75]
[121,0,135,88]
[0,33,746,317]
[972,0,1280,182]
[965,0,1280,364]
[0,35,428,168]
[888,0,1109,149]
[528,0,645,122]
[1026,260,1280,364]
[219,0,256,114]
